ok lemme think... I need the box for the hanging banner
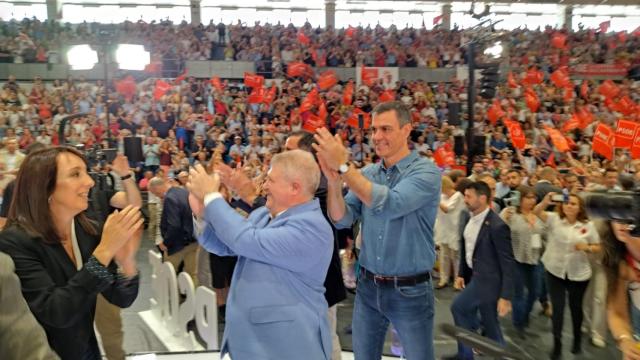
[356,66,398,89]
[571,64,628,79]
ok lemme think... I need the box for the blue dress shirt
[334,151,441,276]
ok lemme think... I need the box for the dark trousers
[451,279,504,360]
[512,262,537,328]
[546,271,589,342]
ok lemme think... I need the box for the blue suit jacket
[198,197,333,360]
[458,209,516,302]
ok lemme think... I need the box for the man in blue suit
[443,181,516,360]
[187,149,334,360]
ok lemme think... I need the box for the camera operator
[0,146,143,360]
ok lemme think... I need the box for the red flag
[210,76,223,91]
[433,146,455,167]
[318,101,328,120]
[525,92,540,113]
[361,67,378,86]
[563,87,574,103]
[633,26,640,37]
[300,88,320,113]
[504,119,526,150]
[599,20,611,33]
[616,96,637,116]
[551,33,567,49]
[433,14,444,25]
[617,31,628,44]
[115,75,136,100]
[347,108,371,129]
[153,79,171,100]
[248,87,265,104]
[593,123,615,160]
[317,70,338,90]
[550,67,571,88]
[297,30,310,45]
[580,80,589,99]
[563,114,581,133]
[262,85,277,104]
[565,136,577,149]
[597,80,620,99]
[577,107,594,129]
[287,62,308,78]
[615,119,639,149]
[546,153,556,168]
[545,126,570,152]
[379,90,395,103]
[244,72,264,88]
[342,81,354,105]
[345,26,356,38]
[174,68,188,84]
[523,68,543,86]
[507,72,519,89]
[486,101,505,124]
[631,127,640,159]
[302,113,324,133]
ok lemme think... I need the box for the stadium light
[67,45,99,70]
[115,44,150,71]
[483,41,503,59]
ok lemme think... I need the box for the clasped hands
[312,128,350,182]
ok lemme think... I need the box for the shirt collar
[470,207,490,222]
[380,151,419,175]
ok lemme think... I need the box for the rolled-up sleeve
[369,165,440,220]
[333,190,362,229]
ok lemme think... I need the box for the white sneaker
[591,336,606,348]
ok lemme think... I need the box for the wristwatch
[120,173,133,181]
[338,162,351,175]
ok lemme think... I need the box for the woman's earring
[48,196,52,204]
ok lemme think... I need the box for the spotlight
[66,45,99,70]
[483,42,503,59]
[115,44,150,71]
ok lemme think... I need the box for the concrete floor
[120,234,622,359]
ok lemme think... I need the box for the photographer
[602,220,640,360]
[499,185,545,338]
[0,146,143,360]
[533,192,600,359]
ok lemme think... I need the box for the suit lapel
[472,211,492,259]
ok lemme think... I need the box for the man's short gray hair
[271,149,320,197]
[371,101,411,127]
[148,177,165,189]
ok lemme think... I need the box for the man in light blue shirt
[186,150,333,360]
[314,101,441,360]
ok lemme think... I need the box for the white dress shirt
[541,212,600,281]
[463,207,490,269]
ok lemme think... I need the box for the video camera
[584,190,640,236]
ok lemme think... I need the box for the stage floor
[117,232,621,359]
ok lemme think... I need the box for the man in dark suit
[149,177,199,285]
[534,166,562,202]
[443,181,516,360]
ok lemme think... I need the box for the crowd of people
[2,17,640,360]
[1,16,639,73]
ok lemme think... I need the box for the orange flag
[343,81,354,105]
[317,70,338,90]
[544,126,570,152]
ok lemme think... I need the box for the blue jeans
[451,280,504,360]
[536,262,548,304]
[512,262,538,328]
[352,271,435,360]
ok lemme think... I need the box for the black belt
[360,267,431,286]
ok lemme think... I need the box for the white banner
[356,66,399,89]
